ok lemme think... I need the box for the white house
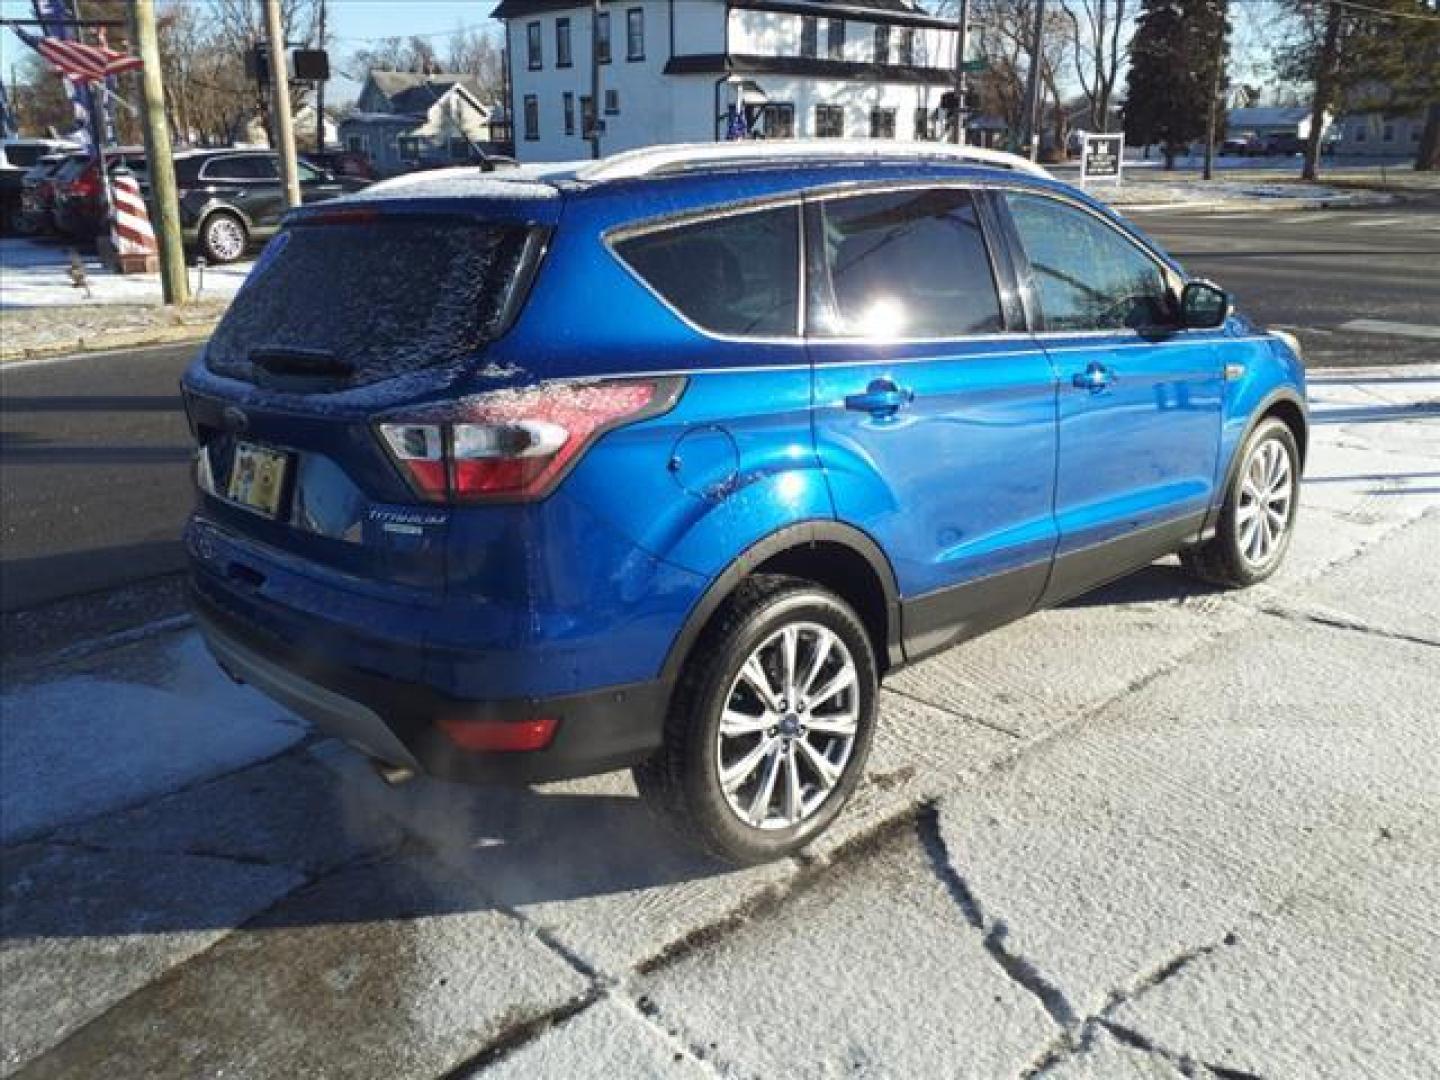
[491,0,963,162]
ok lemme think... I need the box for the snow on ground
[0,238,253,311]
[0,633,304,844]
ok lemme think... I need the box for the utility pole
[1020,0,1045,160]
[263,0,301,208]
[129,0,188,304]
[315,0,326,152]
[1203,20,1224,182]
[952,0,970,144]
[588,0,602,159]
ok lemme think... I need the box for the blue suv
[183,143,1307,864]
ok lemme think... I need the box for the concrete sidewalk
[2,367,1437,1078]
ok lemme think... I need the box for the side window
[1004,192,1174,331]
[808,188,1004,339]
[614,205,800,337]
[204,156,259,181]
[295,160,320,182]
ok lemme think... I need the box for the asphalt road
[1,202,1437,613]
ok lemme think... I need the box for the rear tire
[633,575,878,865]
[1181,417,1300,588]
[200,211,248,264]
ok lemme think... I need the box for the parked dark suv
[175,150,368,263]
[184,142,1307,864]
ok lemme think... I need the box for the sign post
[1080,133,1124,188]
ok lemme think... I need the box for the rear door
[998,190,1224,604]
[806,185,1060,659]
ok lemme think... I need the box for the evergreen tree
[1123,0,1231,168]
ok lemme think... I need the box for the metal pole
[952,0,970,144]
[315,0,326,152]
[1020,0,1045,160]
[263,0,301,207]
[589,0,602,159]
[129,0,188,304]
[1203,25,1223,182]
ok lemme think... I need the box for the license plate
[226,442,289,518]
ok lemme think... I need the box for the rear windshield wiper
[248,346,354,378]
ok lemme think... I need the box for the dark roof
[492,0,953,30]
[665,52,953,87]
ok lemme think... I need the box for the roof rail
[573,140,1054,182]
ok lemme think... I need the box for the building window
[762,102,795,138]
[345,133,367,153]
[581,95,596,136]
[524,94,539,140]
[449,136,470,160]
[596,12,611,63]
[897,28,915,66]
[626,7,644,61]
[827,19,845,59]
[874,25,891,65]
[870,108,896,139]
[914,107,931,140]
[604,88,620,115]
[1354,126,1366,143]
[800,16,818,58]
[1412,127,1422,142]
[815,105,845,138]
[397,136,422,162]
[563,92,575,136]
[526,21,542,69]
[556,18,572,67]
[1382,123,1394,142]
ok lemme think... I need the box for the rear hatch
[182,197,556,593]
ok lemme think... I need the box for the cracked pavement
[2,364,1438,1078]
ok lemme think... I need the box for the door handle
[845,379,914,418]
[1072,362,1116,392]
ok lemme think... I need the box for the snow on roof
[344,165,561,203]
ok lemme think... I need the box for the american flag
[17,26,143,83]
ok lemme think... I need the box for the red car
[53,147,147,239]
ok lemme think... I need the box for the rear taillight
[377,378,680,504]
[68,168,99,199]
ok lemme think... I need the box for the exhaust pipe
[370,758,416,786]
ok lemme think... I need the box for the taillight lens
[68,168,99,199]
[377,378,679,504]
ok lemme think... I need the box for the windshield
[206,215,536,389]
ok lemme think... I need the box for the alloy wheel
[1236,436,1294,566]
[715,621,860,831]
[206,217,246,262]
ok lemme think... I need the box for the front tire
[634,575,879,865]
[1182,417,1300,588]
[200,211,248,264]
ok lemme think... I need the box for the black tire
[633,575,879,865]
[1181,417,1300,589]
[200,211,248,264]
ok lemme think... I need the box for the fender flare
[657,520,904,686]
[1204,386,1308,536]
[196,203,254,243]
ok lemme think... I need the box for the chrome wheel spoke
[807,665,857,711]
[720,708,771,738]
[796,736,843,791]
[721,736,777,793]
[747,743,783,825]
[1237,438,1294,566]
[797,627,835,699]
[739,656,784,713]
[779,625,800,701]
[805,709,858,737]
[783,746,804,825]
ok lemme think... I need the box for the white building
[491,0,963,162]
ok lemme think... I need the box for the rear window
[6,145,49,168]
[613,205,800,337]
[206,216,536,388]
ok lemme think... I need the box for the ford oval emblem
[222,406,249,433]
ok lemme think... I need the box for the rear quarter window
[612,205,800,337]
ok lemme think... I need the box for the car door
[997,190,1224,605]
[806,185,1061,660]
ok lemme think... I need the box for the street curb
[1115,193,1398,214]
[0,320,219,365]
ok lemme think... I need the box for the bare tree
[1061,0,1129,131]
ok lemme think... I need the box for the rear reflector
[377,378,681,504]
[438,716,559,753]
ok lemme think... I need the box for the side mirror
[1180,280,1230,330]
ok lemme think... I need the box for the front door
[998,191,1224,604]
[806,186,1060,660]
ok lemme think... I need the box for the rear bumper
[192,584,671,785]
